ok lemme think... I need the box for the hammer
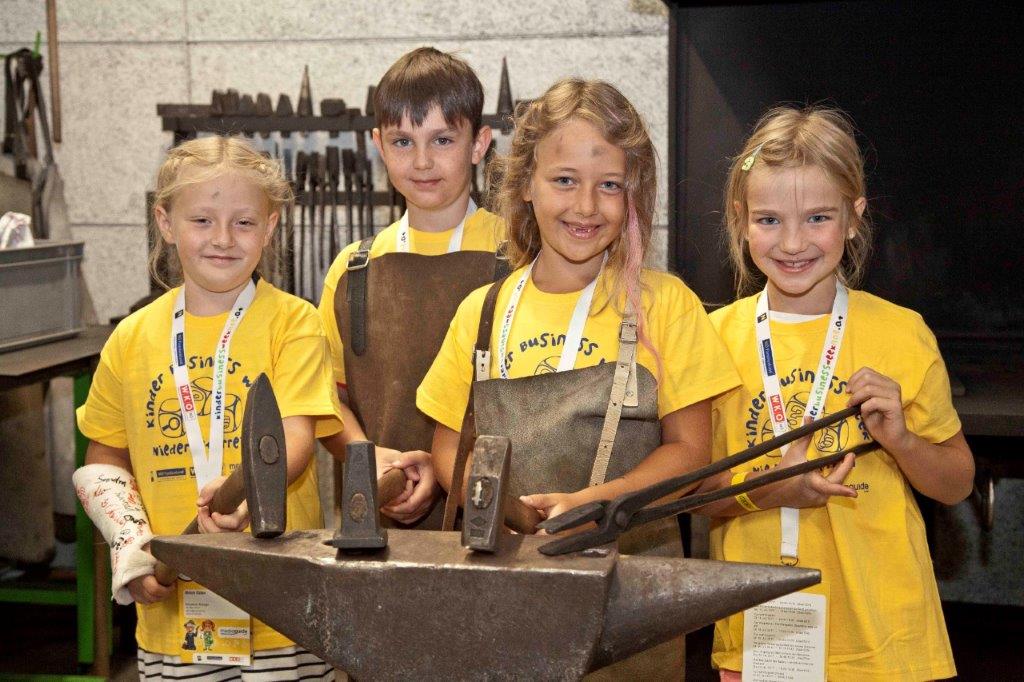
[153,374,287,585]
[336,436,541,552]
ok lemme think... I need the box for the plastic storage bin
[0,240,84,353]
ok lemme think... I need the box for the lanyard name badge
[170,279,256,665]
[496,255,605,380]
[396,198,476,253]
[754,279,848,565]
[171,279,256,493]
[741,280,846,681]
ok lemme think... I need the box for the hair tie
[741,141,767,172]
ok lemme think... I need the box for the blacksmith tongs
[537,405,878,556]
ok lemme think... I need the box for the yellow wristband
[731,471,762,512]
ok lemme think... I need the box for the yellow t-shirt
[317,207,503,387]
[77,279,342,655]
[708,290,961,681]
[417,266,740,433]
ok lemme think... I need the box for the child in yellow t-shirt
[417,77,739,532]
[74,137,341,680]
[318,47,503,525]
[701,106,974,681]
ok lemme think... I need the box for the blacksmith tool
[462,435,512,552]
[223,88,240,116]
[341,149,355,244]
[210,90,226,116]
[538,406,877,555]
[294,151,309,299]
[282,148,295,293]
[297,65,313,118]
[153,373,287,585]
[255,93,273,138]
[308,151,322,297]
[326,146,340,257]
[238,93,256,134]
[275,93,294,138]
[321,98,347,138]
[364,152,374,235]
[497,57,514,121]
[317,152,329,272]
[151,528,820,679]
[352,151,366,242]
[327,441,388,551]
[364,85,376,118]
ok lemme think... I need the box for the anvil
[151,529,818,679]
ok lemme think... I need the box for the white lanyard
[754,279,848,564]
[396,199,476,253]
[496,255,605,380]
[171,279,257,492]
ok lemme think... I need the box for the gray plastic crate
[0,240,84,353]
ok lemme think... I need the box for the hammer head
[241,373,287,538]
[462,435,512,553]
[327,441,387,551]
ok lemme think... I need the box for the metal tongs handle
[537,405,868,555]
[631,441,877,526]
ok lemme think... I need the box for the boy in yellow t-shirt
[318,47,503,526]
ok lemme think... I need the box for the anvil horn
[151,530,818,680]
[594,555,817,668]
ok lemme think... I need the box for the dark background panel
[669,2,1023,337]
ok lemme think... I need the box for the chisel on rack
[295,151,309,300]
[255,93,273,139]
[224,89,240,116]
[239,94,256,138]
[342,149,356,245]
[353,153,366,242]
[282,148,295,293]
[317,152,329,272]
[321,98,347,139]
[326,146,340,257]
[364,151,374,235]
[210,90,226,116]
[308,151,322,299]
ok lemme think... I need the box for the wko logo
[770,394,785,423]
[178,385,195,413]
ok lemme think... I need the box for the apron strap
[442,275,508,531]
[492,243,511,281]
[345,234,376,357]
[588,303,639,487]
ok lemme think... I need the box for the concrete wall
[1,0,669,323]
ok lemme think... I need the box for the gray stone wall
[1,0,669,323]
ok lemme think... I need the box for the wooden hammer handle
[153,467,247,585]
[377,467,408,506]
[505,498,543,535]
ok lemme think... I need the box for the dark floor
[0,595,1021,679]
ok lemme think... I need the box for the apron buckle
[347,249,370,271]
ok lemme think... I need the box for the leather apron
[462,278,686,680]
[334,235,507,528]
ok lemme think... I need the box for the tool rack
[152,60,518,304]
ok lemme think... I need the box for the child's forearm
[281,415,316,484]
[572,439,707,508]
[320,399,369,458]
[887,429,974,504]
